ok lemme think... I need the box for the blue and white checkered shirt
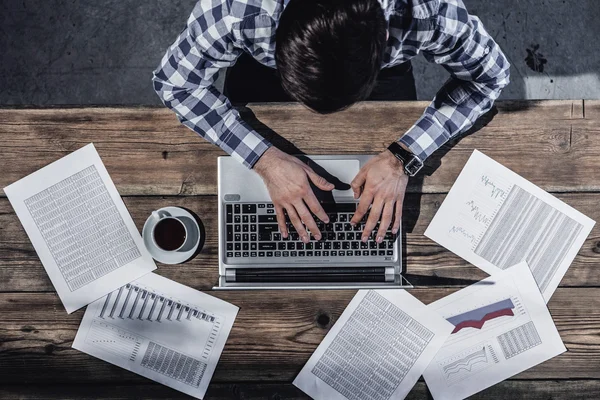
[153,0,510,168]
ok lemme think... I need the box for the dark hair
[275,0,387,114]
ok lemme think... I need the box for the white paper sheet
[423,262,565,400]
[424,150,595,302]
[293,290,453,400]
[73,273,238,399]
[3,143,156,312]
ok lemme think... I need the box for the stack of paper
[4,144,238,399]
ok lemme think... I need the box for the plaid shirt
[153,0,510,168]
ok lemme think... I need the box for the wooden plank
[2,380,600,400]
[1,193,598,292]
[2,101,598,196]
[583,99,600,119]
[1,288,599,383]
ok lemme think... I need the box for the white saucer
[142,206,202,264]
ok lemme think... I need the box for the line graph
[447,299,515,334]
[439,343,500,385]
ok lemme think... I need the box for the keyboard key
[369,241,377,249]
[306,242,314,250]
[379,250,385,256]
[267,209,275,214]
[370,250,377,256]
[354,251,361,256]
[342,242,350,249]
[242,225,249,232]
[291,233,300,241]
[327,232,335,240]
[259,243,276,250]
[344,223,352,231]
[315,242,323,250]
[331,251,337,256]
[258,204,266,208]
[251,243,257,250]
[298,251,305,257]
[323,251,329,256]
[251,252,257,257]
[267,204,274,208]
[291,251,297,257]
[234,204,241,214]
[346,232,355,240]
[283,251,289,257]
[379,242,386,249]
[226,225,233,241]
[226,252,233,257]
[243,234,249,241]
[234,215,241,223]
[387,241,394,249]
[315,251,321,256]
[361,241,368,249]
[243,243,249,250]
[278,242,286,250]
[324,242,332,249]
[335,223,343,231]
[275,251,282,257]
[287,242,295,250]
[226,204,233,223]
[242,204,257,214]
[258,232,271,241]
[227,243,233,251]
[328,213,338,222]
[306,251,313,256]
[337,232,344,240]
[234,234,241,241]
[339,251,345,256]
[387,250,393,256]
[362,250,369,256]
[235,243,241,251]
[259,224,278,233]
[243,252,249,257]
[273,233,281,241]
[251,233,257,241]
[235,225,241,233]
[339,214,347,222]
[333,242,341,249]
[259,215,277,223]
[267,251,273,257]
[242,215,249,223]
[258,251,265,257]
[351,242,359,249]
[235,252,241,257]
[251,215,257,223]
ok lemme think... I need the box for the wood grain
[2,380,600,400]
[1,288,599,384]
[1,192,598,292]
[1,100,597,196]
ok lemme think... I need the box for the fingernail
[324,218,330,223]
[350,222,355,226]
[392,228,398,234]
[377,236,382,243]
[315,234,322,240]
[362,236,368,243]
[302,235,309,243]
[283,232,288,238]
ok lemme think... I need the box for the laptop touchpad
[303,159,360,200]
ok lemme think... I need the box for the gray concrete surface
[1,0,599,105]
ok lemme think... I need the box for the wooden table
[1,101,599,399]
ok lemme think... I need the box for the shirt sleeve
[398,0,511,161]
[152,0,271,169]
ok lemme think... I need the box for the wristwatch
[387,142,424,177]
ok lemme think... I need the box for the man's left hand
[350,150,409,242]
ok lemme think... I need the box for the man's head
[275,0,387,114]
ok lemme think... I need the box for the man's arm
[152,0,271,168]
[398,0,511,160]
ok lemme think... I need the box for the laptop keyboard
[224,202,397,259]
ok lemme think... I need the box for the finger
[362,197,384,242]
[275,204,288,238]
[286,205,308,242]
[392,189,405,234]
[350,169,367,200]
[306,169,335,191]
[294,201,321,241]
[376,201,394,242]
[304,192,329,223]
[351,189,373,225]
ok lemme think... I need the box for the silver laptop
[213,155,412,290]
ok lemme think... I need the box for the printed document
[423,262,565,400]
[293,290,453,400]
[73,273,238,399]
[424,150,594,302]
[3,143,156,312]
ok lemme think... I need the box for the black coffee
[154,218,186,251]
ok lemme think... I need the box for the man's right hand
[253,147,333,243]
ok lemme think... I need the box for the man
[153,0,510,245]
